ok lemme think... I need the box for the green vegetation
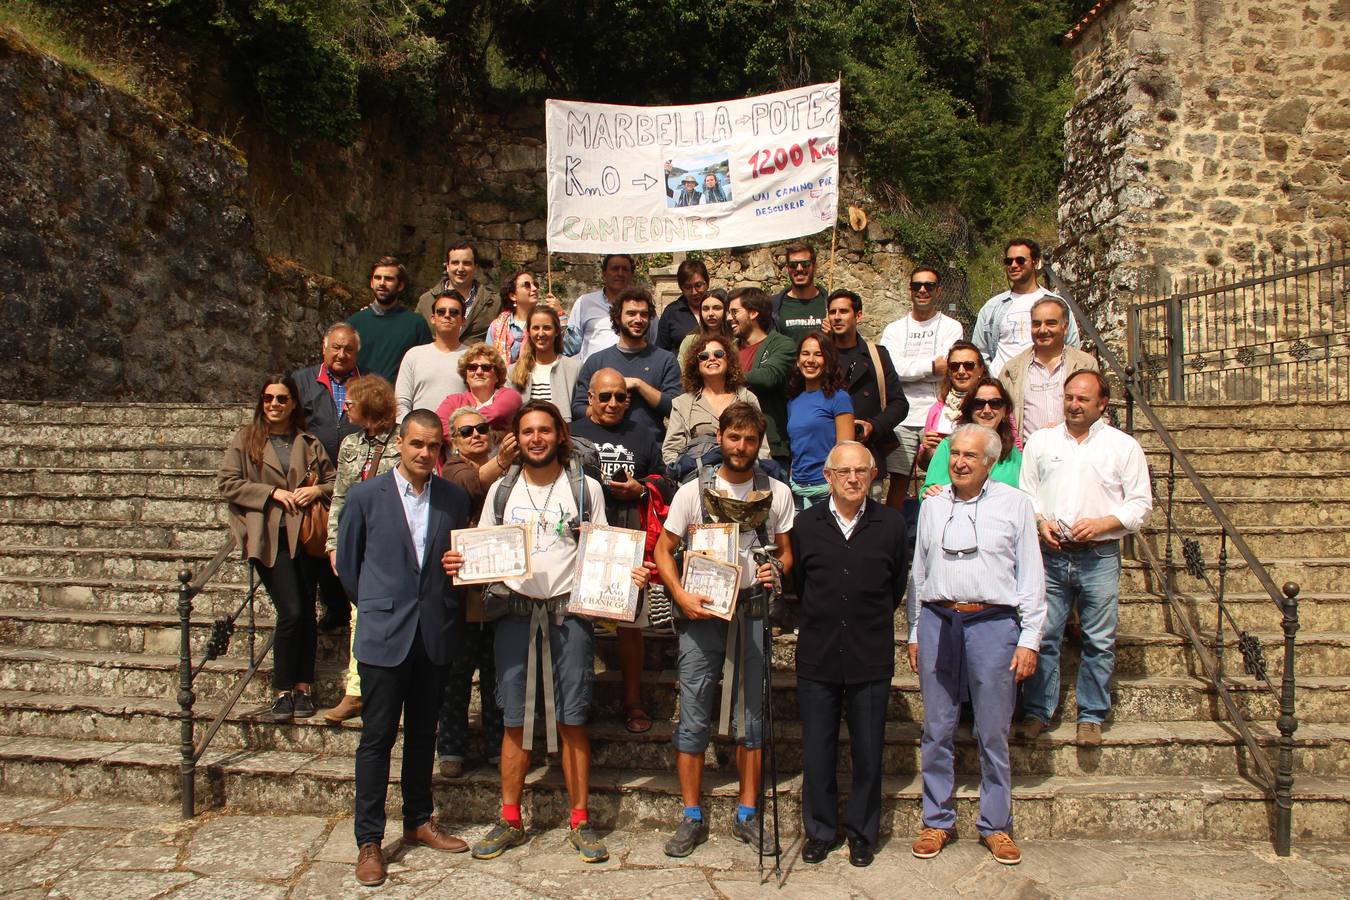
[7,0,1099,258]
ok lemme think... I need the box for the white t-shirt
[663,471,794,589]
[878,313,964,428]
[486,469,607,600]
[991,287,1049,376]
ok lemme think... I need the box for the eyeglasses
[432,307,462,318]
[969,397,1007,410]
[595,391,629,404]
[910,281,938,293]
[827,466,872,480]
[941,501,980,556]
[1003,255,1030,267]
[697,349,727,362]
[465,362,494,372]
[455,422,491,438]
[950,360,982,372]
[785,260,813,270]
[262,393,292,405]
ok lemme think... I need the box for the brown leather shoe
[1021,718,1048,741]
[403,819,469,852]
[981,831,1022,865]
[439,758,464,779]
[323,695,362,724]
[911,827,953,859]
[355,842,386,886]
[1077,722,1103,747]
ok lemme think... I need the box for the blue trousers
[1022,543,1121,726]
[917,604,1018,836]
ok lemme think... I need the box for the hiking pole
[751,546,784,880]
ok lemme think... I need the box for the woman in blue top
[786,332,854,510]
[922,377,1023,497]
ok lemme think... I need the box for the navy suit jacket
[336,470,470,667]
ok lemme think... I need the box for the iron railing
[1130,245,1349,402]
[1046,261,1300,856]
[177,535,271,819]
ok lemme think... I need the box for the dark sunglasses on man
[595,391,629,404]
[909,281,938,293]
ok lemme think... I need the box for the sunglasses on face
[950,360,981,372]
[455,422,491,438]
[1003,255,1030,267]
[970,397,1007,410]
[697,349,727,362]
[432,307,462,318]
[595,391,629,404]
[262,393,291,405]
[465,362,494,373]
[910,281,938,293]
[785,260,812,270]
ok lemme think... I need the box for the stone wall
[1056,0,1350,348]
[0,29,357,402]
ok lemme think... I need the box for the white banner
[545,82,840,254]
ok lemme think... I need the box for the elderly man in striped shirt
[906,424,1046,866]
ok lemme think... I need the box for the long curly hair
[680,333,744,394]
[787,332,845,399]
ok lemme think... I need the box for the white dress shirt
[907,479,1046,650]
[828,496,866,539]
[1019,418,1153,540]
[392,466,431,567]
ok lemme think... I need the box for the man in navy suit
[337,408,472,887]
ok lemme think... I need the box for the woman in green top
[922,377,1022,496]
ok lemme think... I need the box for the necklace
[523,471,565,536]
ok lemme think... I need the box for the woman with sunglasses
[219,375,335,722]
[436,407,516,777]
[321,375,402,724]
[675,289,732,366]
[786,332,855,510]
[919,340,988,467]
[487,271,567,364]
[396,290,469,421]
[662,334,761,465]
[921,377,1023,496]
[508,305,583,422]
[435,342,522,437]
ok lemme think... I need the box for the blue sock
[737,804,756,823]
[683,806,703,821]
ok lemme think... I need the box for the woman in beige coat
[218,374,335,722]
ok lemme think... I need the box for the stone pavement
[0,794,1347,898]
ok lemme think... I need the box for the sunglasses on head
[910,281,938,293]
[455,422,491,438]
[950,360,981,372]
[970,397,1007,410]
[1003,255,1030,267]
[697,349,727,362]
[262,393,291,405]
[465,362,494,372]
[785,260,812,270]
[595,391,629,404]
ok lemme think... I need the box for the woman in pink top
[918,340,988,467]
[435,342,522,437]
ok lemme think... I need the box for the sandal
[624,705,653,734]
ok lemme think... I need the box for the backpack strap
[568,457,588,524]
[865,340,887,410]
[492,463,523,526]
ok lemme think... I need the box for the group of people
[216,235,1152,886]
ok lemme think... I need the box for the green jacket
[741,329,796,459]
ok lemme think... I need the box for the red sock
[570,807,588,829]
[502,803,522,829]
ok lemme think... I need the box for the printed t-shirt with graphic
[664,472,795,590]
[878,313,964,428]
[775,292,828,349]
[785,388,854,485]
[990,286,1049,376]
[486,469,606,600]
[569,417,662,525]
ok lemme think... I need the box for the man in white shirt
[395,290,468,419]
[972,238,1080,376]
[1019,370,1152,747]
[998,295,1098,444]
[565,254,653,360]
[878,266,964,504]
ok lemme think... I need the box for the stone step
[1,646,1345,724]
[1164,496,1350,528]
[0,467,220,496]
[0,518,229,552]
[0,546,253,585]
[0,690,1344,781]
[0,493,231,526]
[1134,424,1350,450]
[1120,557,1348,595]
[1145,402,1339,429]
[0,574,252,617]
[1,734,1345,840]
[0,424,244,447]
[1138,470,1350,498]
[1139,525,1350,559]
[1124,591,1350,633]
[0,401,250,425]
[0,443,225,470]
[1142,445,1343,472]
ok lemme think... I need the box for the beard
[620,322,648,343]
[723,449,755,473]
[522,444,559,469]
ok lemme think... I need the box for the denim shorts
[494,614,594,728]
[673,612,765,753]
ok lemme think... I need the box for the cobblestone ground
[1,794,1347,898]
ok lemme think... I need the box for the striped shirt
[907,479,1046,650]
[528,361,555,405]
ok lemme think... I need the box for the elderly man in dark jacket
[789,440,909,868]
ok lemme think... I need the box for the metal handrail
[176,533,269,819]
[1044,261,1300,856]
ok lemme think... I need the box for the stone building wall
[0,29,356,402]
[1055,0,1350,348]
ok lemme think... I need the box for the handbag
[296,463,329,557]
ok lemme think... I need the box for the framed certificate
[450,524,531,584]
[687,522,739,565]
[681,552,741,621]
[568,523,645,622]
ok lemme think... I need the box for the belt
[932,601,998,613]
[1054,539,1117,552]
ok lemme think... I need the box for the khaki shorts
[885,424,925,475]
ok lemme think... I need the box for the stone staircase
[0,400,1345,843]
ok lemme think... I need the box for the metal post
[177,570,196,819]
[1124,366,1136,435]
[1274,582,1300,856]
[1166,294,1185,401]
